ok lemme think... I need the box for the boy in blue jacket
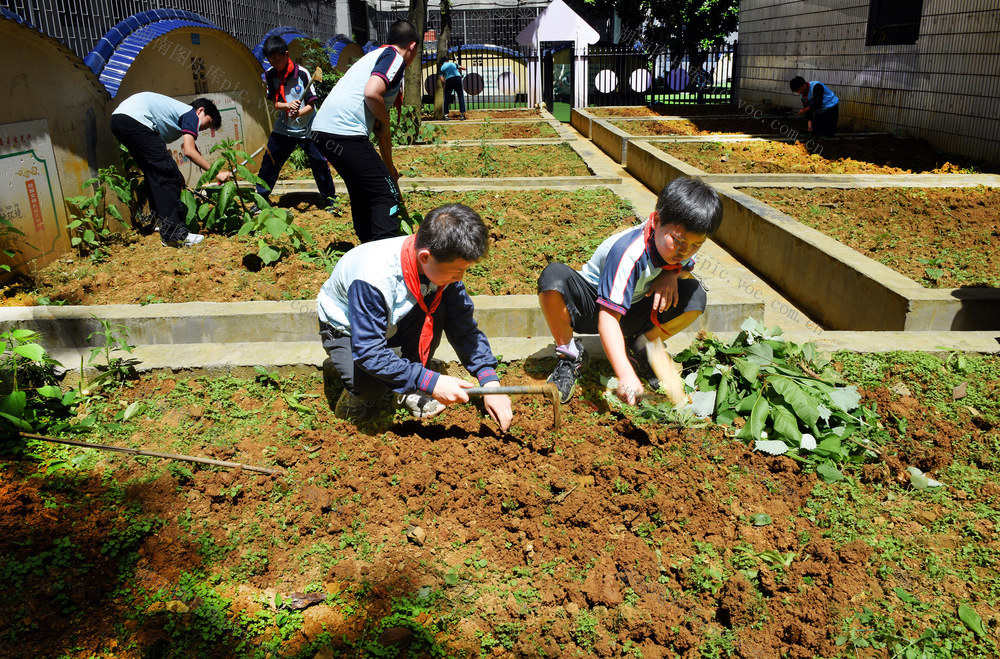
[317,203,513,431]
[790,75,839,138]
[537,177,723,405]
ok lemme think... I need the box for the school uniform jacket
[580,223,694,317]
[265,61,320,137]
[316,236,499,395]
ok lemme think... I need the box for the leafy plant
[476,119,501,177]
[674,318,883,477]
[83,316,138,393]
[0,328,79,439]
[0,212,28,272]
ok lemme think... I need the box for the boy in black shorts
[537,177,723,405]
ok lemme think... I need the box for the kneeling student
[537,177,723,405]
[317,204,513,431]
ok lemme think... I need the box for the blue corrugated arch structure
[251,25,311,67]
[84,9,225,97]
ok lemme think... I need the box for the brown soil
[431,121,559,141]
[745,187,1000,288]
[611,117,787,136]
[661,138,994,175]
[588,105,737,117]
[1,188,636,305]
[4,355,995,658]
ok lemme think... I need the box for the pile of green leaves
[0,329,80,442]
[675,318,882,479]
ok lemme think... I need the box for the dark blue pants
[311,132,403,243]
[110,114,189,242]
[444,77,466,115]
[256,131,337,203]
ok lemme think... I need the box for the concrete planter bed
[609,117,788,137]
[617,140,1000,330]
[430,120,560,141]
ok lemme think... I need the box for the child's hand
[480,383,513,432]
[431,374,474,405]
[617,373,645,405]
[647,269,680,313]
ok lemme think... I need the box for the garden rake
[463,384,562,429]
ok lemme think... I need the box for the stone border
[617,140,1000,331]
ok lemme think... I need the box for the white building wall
[736,1,1000,162]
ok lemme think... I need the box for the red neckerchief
[401,235,446,365]
[276,59,297,107]
[644,212,682,334]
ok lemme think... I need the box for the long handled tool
[464,384,562,429]
[19,432,283,475]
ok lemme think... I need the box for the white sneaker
[162,233,205,248]
[396,393,445,419]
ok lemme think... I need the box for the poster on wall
[0,118,67,270]
[168,93,249,187]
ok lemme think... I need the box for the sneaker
[334,389,387,421]
[396,392,445,419]
[161,232,205,248]
[247,204,262,217]
[547,339,589,404]
[459,114,467,120]
[626,338,661,391]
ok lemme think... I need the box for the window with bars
[866,0,923,46]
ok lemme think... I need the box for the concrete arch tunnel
[88,9,271,187]
[0,9,118,273]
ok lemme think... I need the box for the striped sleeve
[371,47,405,86]
[596,231,647,315]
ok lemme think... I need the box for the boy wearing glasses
[536,177,723,405]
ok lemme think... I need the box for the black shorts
[537,262,706,337]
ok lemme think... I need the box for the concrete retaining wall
[0,292,764,353]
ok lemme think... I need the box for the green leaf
[755,440,789,455]
[217,180,237,215]
[816,462,844,483]
[36,385,63,399]
[828,387,861,412]
[770,377,820,426]
[893,587,918,604]
[771,404,802,442]
[750,513,772,526]
[264,215,289,241]
[12,343,46,362]
[1,391,27,417]
[958,604,987,638]
[121,401,144,421]
[733,358,760,384]
[749,395,769,440]
[257,242,282,265]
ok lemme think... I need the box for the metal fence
[375,6,540,51]
[585,45,736,106]
[0,0,342,58]
[421,44,534,110]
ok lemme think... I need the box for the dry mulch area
[661,138,994,175]
[587,104,737,117]
[746,186,1000,288]
[611,117,788,136]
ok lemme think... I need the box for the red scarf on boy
[276,59,297,108]
[401,235,446,365]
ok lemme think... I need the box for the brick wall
[736,1,1000,162]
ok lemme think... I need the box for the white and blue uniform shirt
[112,92,199,143]
[266,62,319,138]
[311,46,407,137]
[581,223,693,317]
[316,236,499,394]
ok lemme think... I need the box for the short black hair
[387,20,418,48]
[190,98,222,130]
[655,178,723,236]
[789,75,807,92]
[263,35,289,58]
[415,204,489,263]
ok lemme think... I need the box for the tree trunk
[404,0,427,109]
[433,0,452,119]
